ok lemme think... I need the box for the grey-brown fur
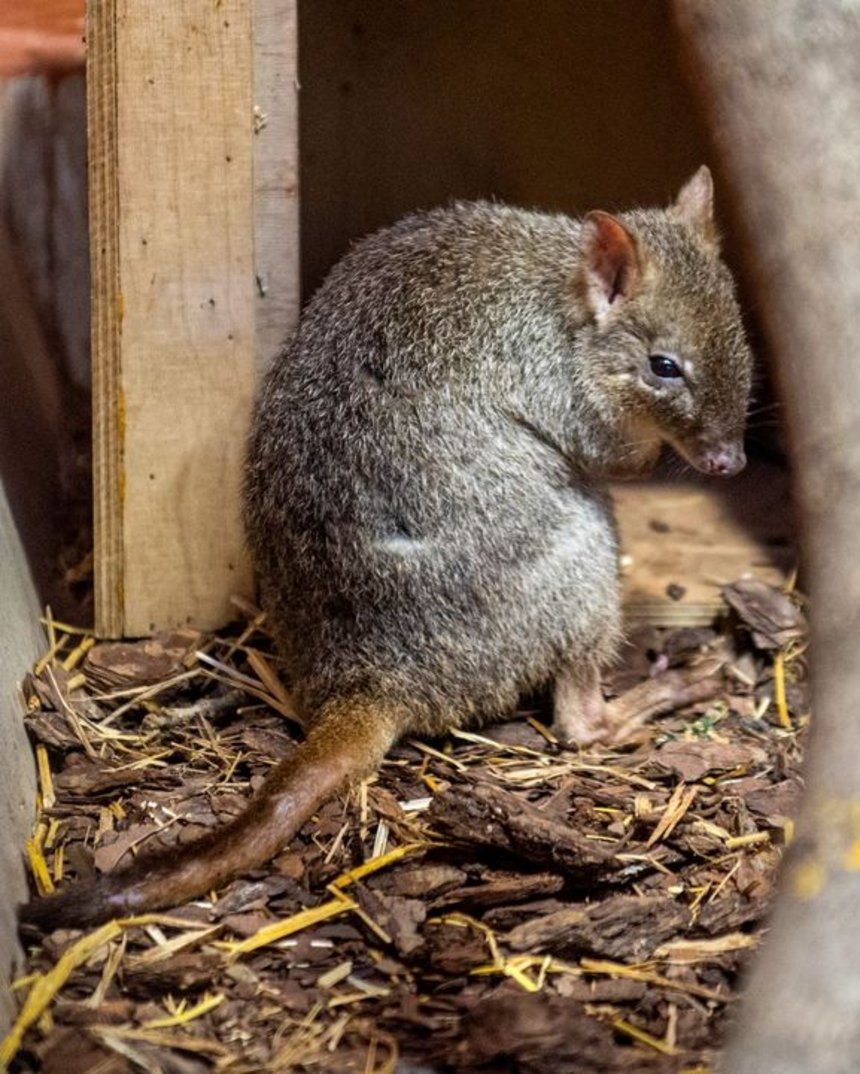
[245,170,751,738]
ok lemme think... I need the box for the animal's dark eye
[649,354,683,380]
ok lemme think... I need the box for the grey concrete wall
[0,482,40,1037]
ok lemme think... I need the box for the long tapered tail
[20,700,399,930]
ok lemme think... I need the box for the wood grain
[616,460,794,626]
[87,0,121,636]
[253,0,300,374]
[89,1,268,636]
[87,0,776,637]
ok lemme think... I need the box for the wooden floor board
[616,459,794,626]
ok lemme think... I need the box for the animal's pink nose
[699,444,746,477]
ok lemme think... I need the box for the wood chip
[8,588,809,1073]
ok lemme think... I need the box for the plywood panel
[616,460,794,626]
[299,0,710,297]
[89,1,293,637]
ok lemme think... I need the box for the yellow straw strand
[773,651,791,729]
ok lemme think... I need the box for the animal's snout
[697,442,746,477]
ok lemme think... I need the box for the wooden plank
[616,460,794,626]
[89,2,259,636]
[253,0,300,373]
[88,0,121,636]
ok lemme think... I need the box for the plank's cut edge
[622,602,725,628]
[87,0,123,638]
[253,0,300,374]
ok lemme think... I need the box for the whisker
[617,437,661,452]
[662,450,698,480]
[745,431,786,449]
[747,402,782,417]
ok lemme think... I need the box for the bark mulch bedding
[5,579,807,1074]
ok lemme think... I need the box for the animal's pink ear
[580,210,641,321]
[672,165,717,245]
